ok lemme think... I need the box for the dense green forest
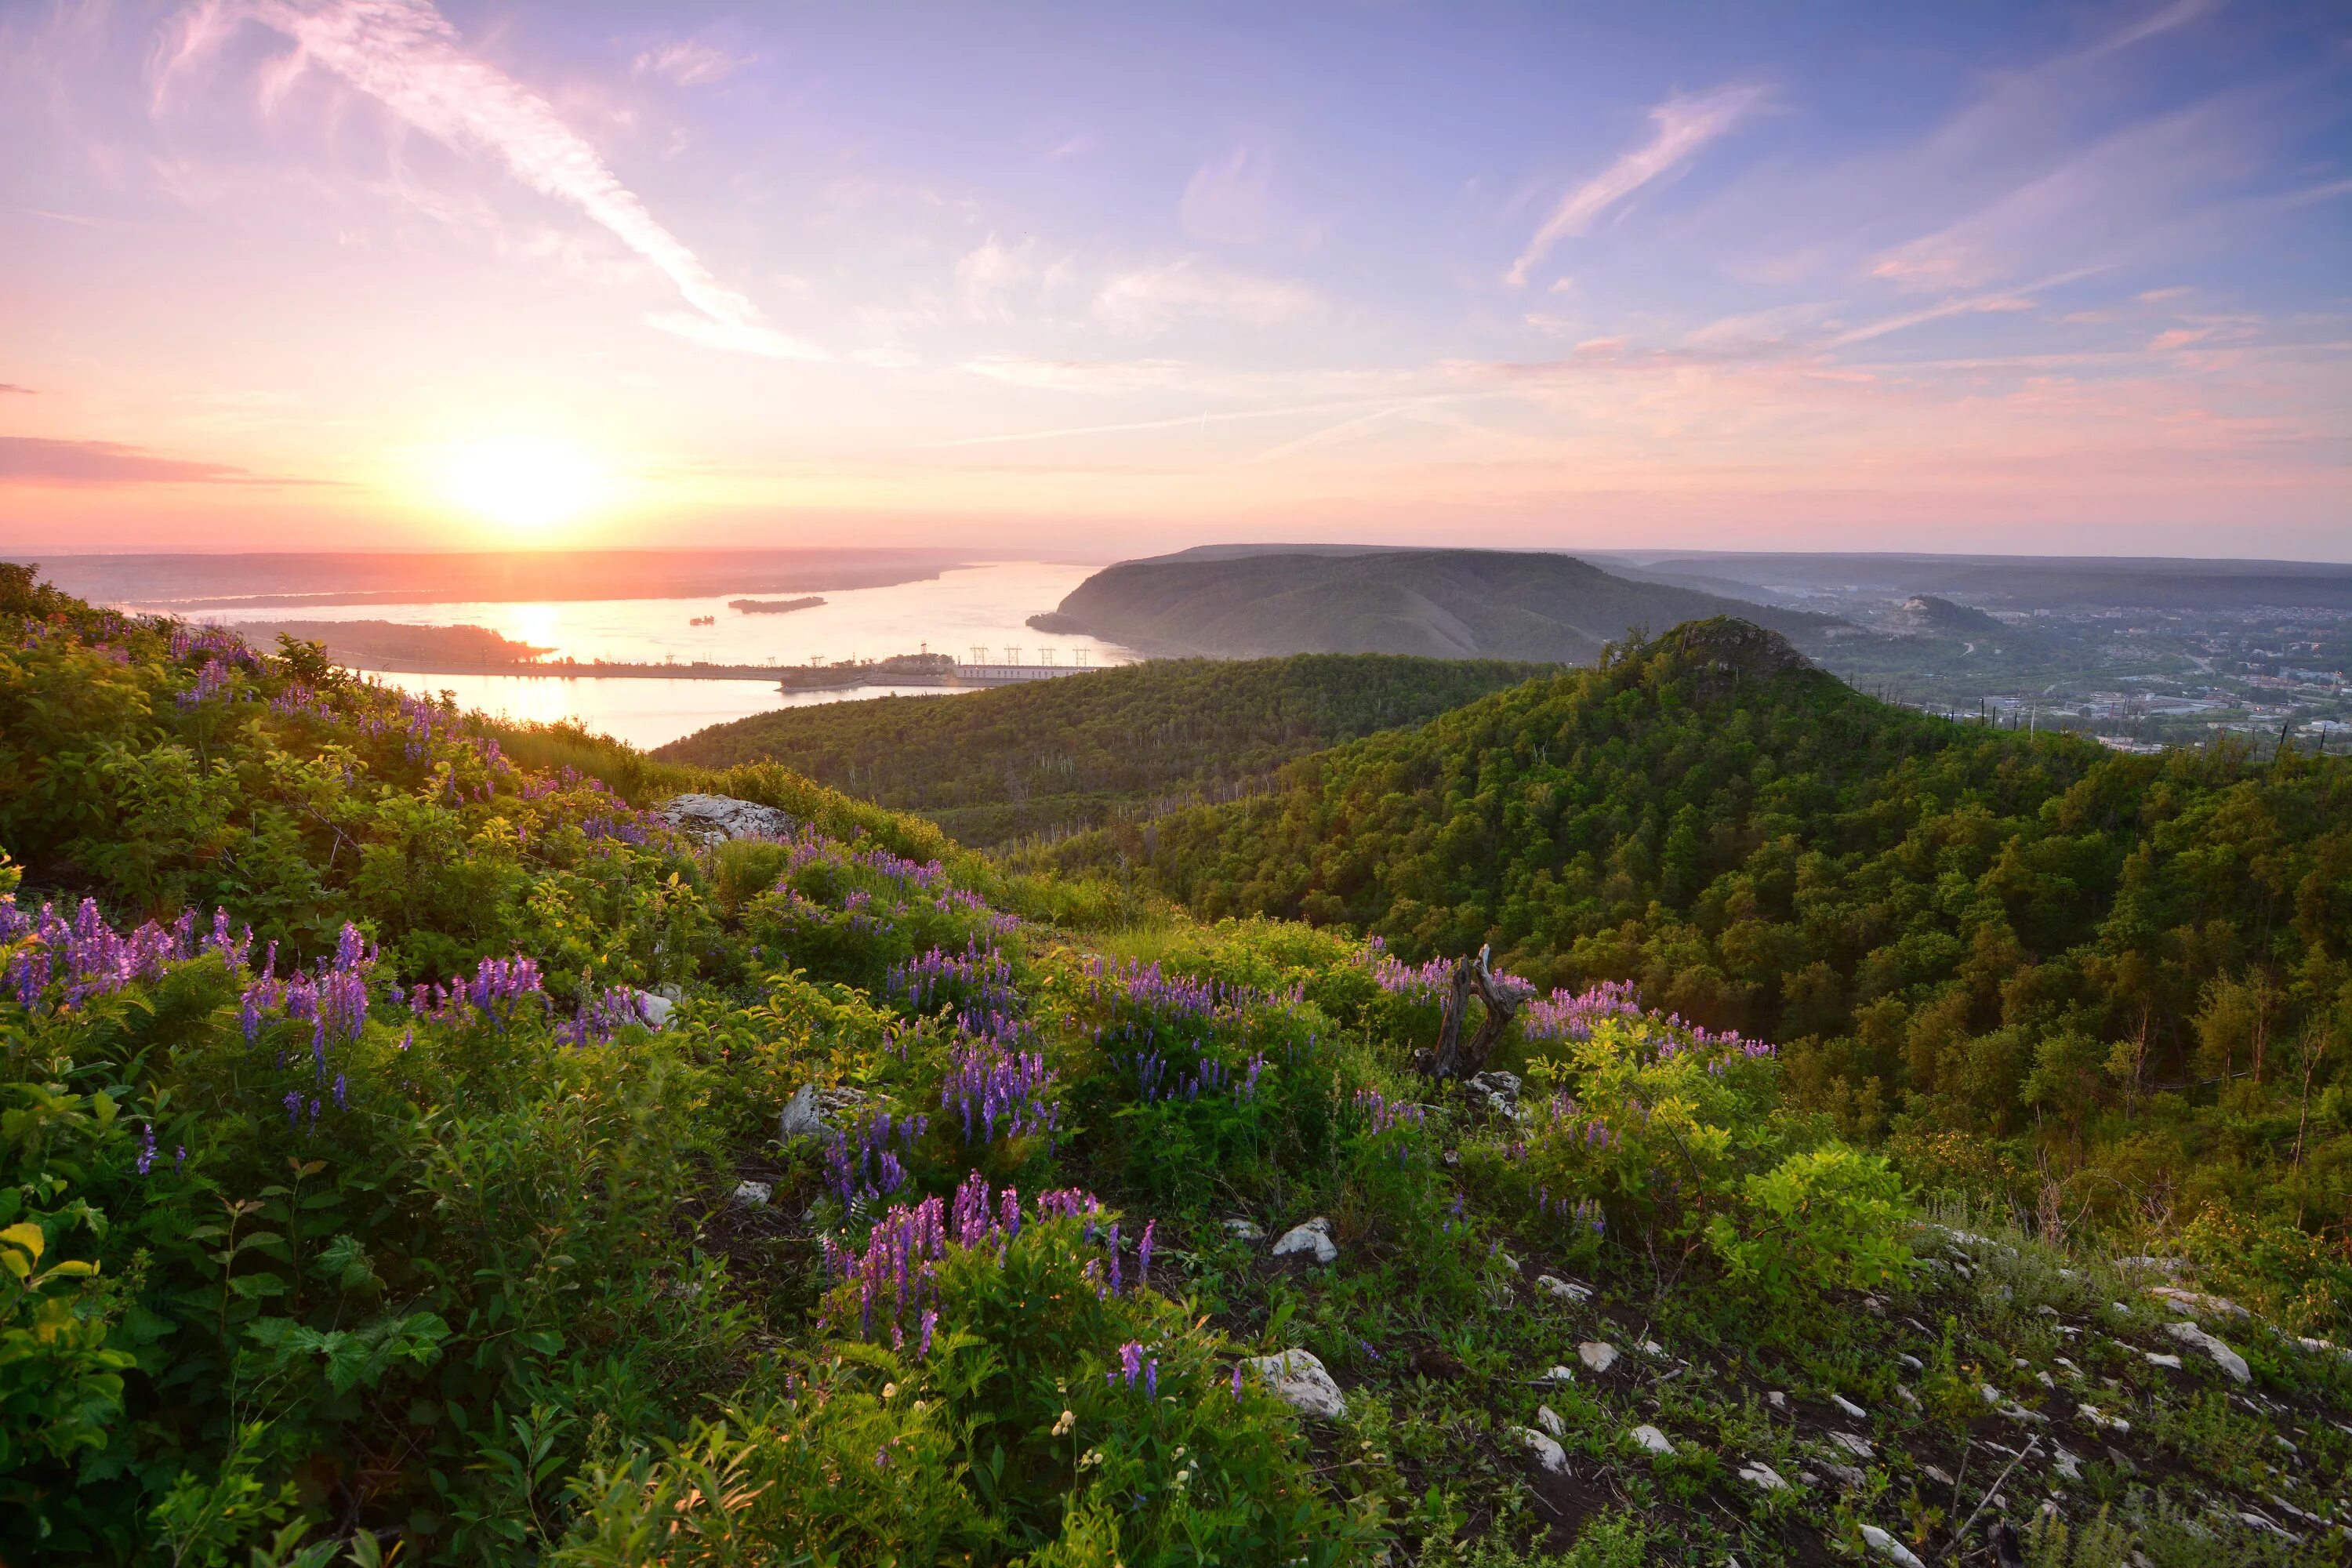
[657,653,1548,847]
[3,567,2347,1566]
[1040,619,2352,1240]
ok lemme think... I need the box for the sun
[440,437,604,534]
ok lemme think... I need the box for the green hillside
[1026,548,1840,661]
[655,653,1550,846]
[1042,619,2352,1228]
[3,568,2346,1566]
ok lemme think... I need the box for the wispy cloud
[1181,146,1316,246]
[1828,267,2108,347]
[1507,85,1765,286]
[0,436,323,485]
[0,384,33,395]
[631,38,755,87]
[171,0,816,358]
[1094,258,1319,334]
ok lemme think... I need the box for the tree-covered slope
[1044,619,2352,1221]
[4,569,2345,1567]
[1027,548,1841,661]
[655,652,1550,847]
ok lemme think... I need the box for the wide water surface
[197,560,1134,750]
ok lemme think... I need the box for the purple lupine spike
[1136,1220,1155,1291]
[136,1123,157,1176]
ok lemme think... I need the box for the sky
[1,0,2347,561]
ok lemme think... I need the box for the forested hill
[1044,619,2351,1213]
[1025,547,1841,661]
[4,569,2349,1563]
[656,652,1549,847]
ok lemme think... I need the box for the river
[201,559,1133,750]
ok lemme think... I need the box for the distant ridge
[1028,548,1838,662]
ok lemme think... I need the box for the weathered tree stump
[1418,944,1519,1080]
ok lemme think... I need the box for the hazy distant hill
[1027,548,1837,662]
[1602,551,2352,612]
[1876,594,2015,640]
[656,652,1548,846]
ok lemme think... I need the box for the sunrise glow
[437,439,604,535]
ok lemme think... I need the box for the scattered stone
[1828,1431,1875,1460]
[1894,1385,1921,1411]
[2036,1371,2056,1391]
[1464,1070,1523,1119]
[2150,1286,2249,1320]
[2115,1255,2184,1277]
[1831,1393,1868,1420]
[1221,1218,1264,1243]
[2053,1356,2082,1377]
[656,792,794,844]
[2076,1403,2131,1435]
[730,1179,772,1208]
[1514,1426,1570,1474]
[2052,1445,2082,1482]
[1535,1403,1566,1439]
[1272,1217,1338,1265]
[1819,1461,1867,1488]
[633,990,673,1029]
[1737,1460,1788,1492]
[1244,1349,1347,1419]
[1628,1424,1675,1456]
[1533,1365,1577,1385]
[1896,1352,1926,1373]
[1860,1524,1927,1568]
[1577,1341,1621,1374]
[2295,1336,2350,1362]
[1923,1465,1956,1487]
[1534,1274,1592,1304]
[778,1083,869,1141]
[2143,1352,2183,1370]
[1638,1338,1665,1356]
[2164,1321,2250,1384]
[1767,1391,1788,1410]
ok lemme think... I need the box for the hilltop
[655,652,1552,847]
[1026,548,1841,662]
[1,568,2344,1566]
[1038,618,2352,1234]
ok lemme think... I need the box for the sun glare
[440,437,603,533]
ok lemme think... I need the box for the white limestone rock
[778,1083,870,1142]
[1535,1275,1593,1304]
[633,990,673,1030]
[1628,1424,1675,1456]
[1535,1403,1566,1439]
[1830,1393,1867,1420]
[1577,1341,1620,1374]
[1860,1524,1927,1568]
[1222,1218,1265,1243]
[656,792,795,844]
[1272,1217,1338,1265]
[1464,1070,1523,1119]
[1244,1349,1347,1419]
[2165,1320,2250,1384]
[1514,1425,1570,1474]
[731,1179,772,1208]
[1737,1461,1788,1492]
[1827,1431,1875,1460]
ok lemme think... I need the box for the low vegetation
[2,564,2345,1566]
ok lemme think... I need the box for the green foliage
[1044,620,2352,1241]
[1,572,2342,1566]
[1704,1145,1913,1298]
[655,653,1551,848]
